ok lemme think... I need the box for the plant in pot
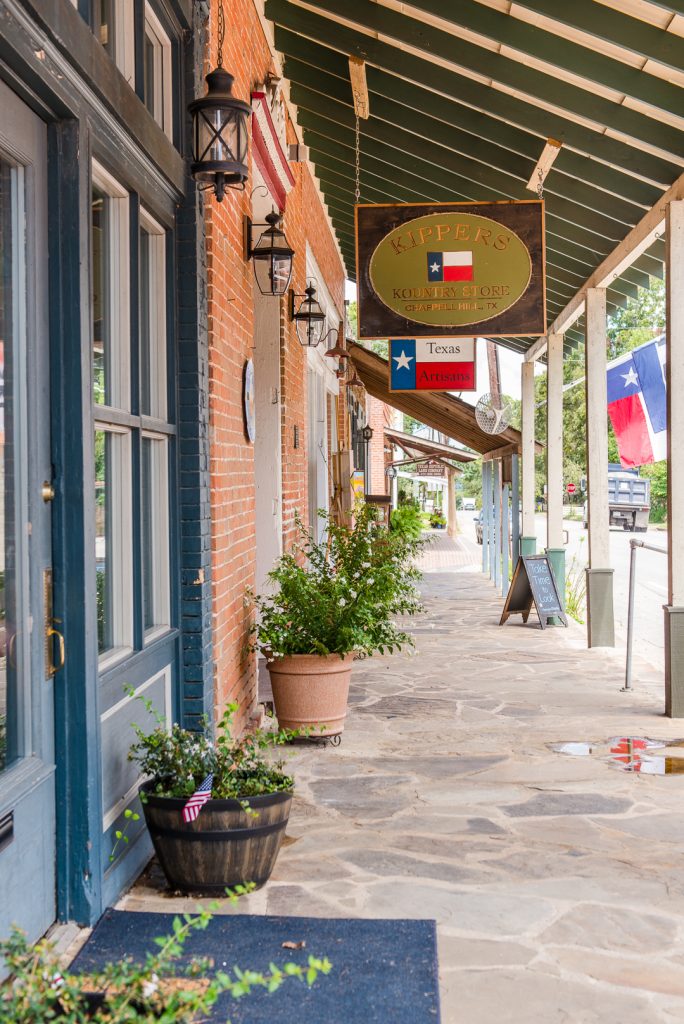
[0,905,331,1022]
[128,699,295,894]
[249,504,423,739]
[429,511,447,530]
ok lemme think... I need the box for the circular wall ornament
[243,359,256,442]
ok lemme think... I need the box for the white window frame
[144,3,173,139]
[141,432,171,641]
[92,162,130,412]
[139,208,168,419]
[95,424,134,671]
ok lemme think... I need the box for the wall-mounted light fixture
[386,465,398,480]
[345,366,365,392]
[289,283,326,347]
[244,209,294,295]
[361,425,373,443]
[188,0,250,201]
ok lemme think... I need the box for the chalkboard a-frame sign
[500,555,568,629]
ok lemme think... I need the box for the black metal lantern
[245,210,295,295]
[289,284,326,347]
[361,425,374,443]
[188,3,250,201]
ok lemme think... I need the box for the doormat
[70,909,441,1023]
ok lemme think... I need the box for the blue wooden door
[0,80,56,945]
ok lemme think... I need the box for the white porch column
[585,287,614,647]
[546,332,566,611]
[447,467,458,538]
[665,200,684,716]
[521,359,536,555]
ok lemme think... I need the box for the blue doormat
[71,909,441,1023]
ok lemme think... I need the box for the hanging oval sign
[368,212,532,329]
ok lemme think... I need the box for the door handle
[46,625,65,676]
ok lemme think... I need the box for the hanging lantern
[361,425,373,443]
[345,366,365,392]
[244,210,295,295]
[188,1,250,201]
[289,284,326,347]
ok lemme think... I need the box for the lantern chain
[536,167,544,200]
[354,111,361,205]
[217,0,225,68]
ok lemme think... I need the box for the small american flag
[182,773,214,823]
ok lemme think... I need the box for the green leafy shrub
[128,699,294,800]
[0,905,331,1023]
[250,505,423,659]
[390,503,423,540]
[429,512,446,529]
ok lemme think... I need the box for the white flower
[362,561,371,569]
[142,974,159,999]
[349,590,357,599]
[338,597,346,607]
[367,577,374,585]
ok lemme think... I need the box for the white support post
[493,459,501,590]
[521,360,536,555]
[585,287,614,647]
[546,332,566,614]
[482,461,490,574]
[665,200,684,716]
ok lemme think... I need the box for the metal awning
[384,426,477,466]
[265,0,681,354]
[349,342,532,454]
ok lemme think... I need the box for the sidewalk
[121,533,684,1023]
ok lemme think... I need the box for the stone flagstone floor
[119,533,684,1023]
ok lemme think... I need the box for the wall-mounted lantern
[244,209,295,295]
[345,366,365,392]
[188,2,250,201]
[289,284,326,347]
[361,425,374,443]
[386,465,398,480]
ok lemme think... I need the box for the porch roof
[384,426,478,465]
[349,342,532,454]
[266,0,683,355]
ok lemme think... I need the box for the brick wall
[368,397,393,494]
[203,0,345,729]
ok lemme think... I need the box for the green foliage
[460,459,482,504]
[0,906,331,1023]
[250,505,424,659]
[641,460,667,522]
[390,503,423,540]
[565,539,587,625]
[429,512,446,528]
[346,300,357,339]
[128,699,294,801]
[109,807,141,864]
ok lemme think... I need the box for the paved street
[458,510,669,674]
[120,534,684,1023]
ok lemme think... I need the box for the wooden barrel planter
[140,782,292,893]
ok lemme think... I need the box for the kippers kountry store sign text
[355,201,546,339]
[390,338,476,393]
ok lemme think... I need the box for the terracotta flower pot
[267,652,355,736]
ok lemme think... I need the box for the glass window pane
[141,436,170,633]
[95,428,132,658]
[91,188,109,406]
[0,159,21,773]
[139,225,167,419]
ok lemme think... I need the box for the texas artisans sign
[389,337,476,392]
[355,201,546,339]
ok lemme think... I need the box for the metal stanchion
[622,538,667,692]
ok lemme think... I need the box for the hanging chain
[536,167,544,200]
[217,0,225,67]
[354,111,361,205]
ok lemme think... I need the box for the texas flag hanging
[427,251,473,282]
[607,336,666,469]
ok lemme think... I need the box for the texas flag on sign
[427,251,473,283]
[607,336,666,469]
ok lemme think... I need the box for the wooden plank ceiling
[266,0,683,355]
